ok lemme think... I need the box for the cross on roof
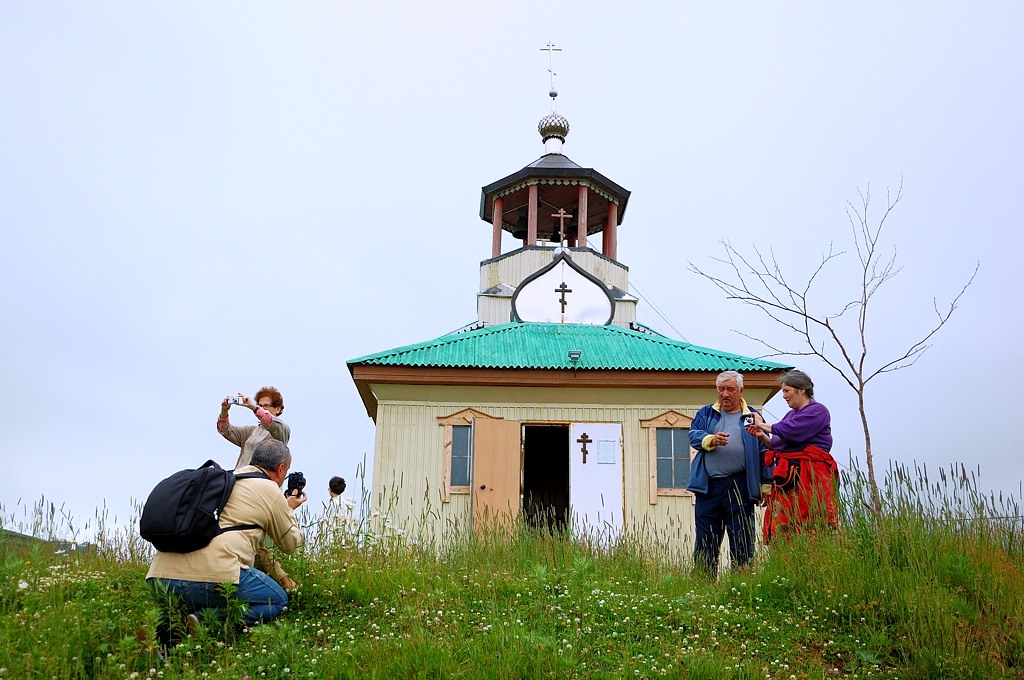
[552,208,573,244]
[540,41,562,107]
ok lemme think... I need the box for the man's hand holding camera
[284,490,307,511]
[278,472,306,589]
[284,471,307,510]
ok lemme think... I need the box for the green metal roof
[347,323,791,373]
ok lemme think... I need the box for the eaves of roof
[478,162,631,222]
[346,323,794,420]
[347,322,790,373]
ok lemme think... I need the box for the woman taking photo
[218,386,291,470]
[748,370,838,541]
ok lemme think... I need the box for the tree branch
[688,180,978,516]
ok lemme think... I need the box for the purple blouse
[770,401,832,453]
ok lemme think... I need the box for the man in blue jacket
[687,370,770,577]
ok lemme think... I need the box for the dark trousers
[693,473,756,577]
[147,567,288,627]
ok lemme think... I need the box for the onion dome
[538,113,570,144]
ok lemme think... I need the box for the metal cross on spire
[540,41,561,110]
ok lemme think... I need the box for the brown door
[471,418,521,535]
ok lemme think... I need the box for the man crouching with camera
[146,439,307,631]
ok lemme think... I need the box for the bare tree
[688,182,978,514]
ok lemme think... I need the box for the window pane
[657,458,673,488]
[673,429,688,454]
[451,456,469,487]
[674,458,689,487]
[452,426,470,456]
[655,428,672,459]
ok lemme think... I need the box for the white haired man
[687,370,770,577]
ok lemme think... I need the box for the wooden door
[471,418,521,535]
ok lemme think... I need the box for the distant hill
[1,529,94,555]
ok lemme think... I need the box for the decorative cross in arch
[577,432,592,464]
[555,282,572,312]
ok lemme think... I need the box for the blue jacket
[687,400,771,501]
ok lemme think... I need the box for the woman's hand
[745,411,762,436]
[747,425,770,443]
[747,412,772,442]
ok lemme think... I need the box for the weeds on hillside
[1,461,1021,679]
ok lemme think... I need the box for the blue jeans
[148,567,288,626]
[693,473,756,577]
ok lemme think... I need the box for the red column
[576,185,589,247]
[603,201,618,259]
[491,196,504,258]
[527,185,538,245]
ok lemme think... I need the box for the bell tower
[475,44,636,329]
[479,44,630,259]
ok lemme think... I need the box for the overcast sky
[2,2,1022,541]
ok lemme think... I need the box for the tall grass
[1,461,1021,679]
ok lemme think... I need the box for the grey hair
[716,370,744,389]
[250,439,291,471]
[780,369,814,399]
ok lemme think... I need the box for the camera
[228,395,243,405]
[285,471,306,497]
[743,414,755,427]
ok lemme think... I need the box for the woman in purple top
[748,370,832,453]
[748,370,838,541]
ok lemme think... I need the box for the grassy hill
[1,462,1021,679]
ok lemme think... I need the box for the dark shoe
[135,624,152,645]
[186,613,200,637]
[135,624,166,660]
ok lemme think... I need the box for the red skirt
[763,445,839,544]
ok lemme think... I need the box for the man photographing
[146,439,307,629]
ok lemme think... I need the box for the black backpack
[139,460,269,553]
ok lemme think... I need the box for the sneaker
[186,613,200,637]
